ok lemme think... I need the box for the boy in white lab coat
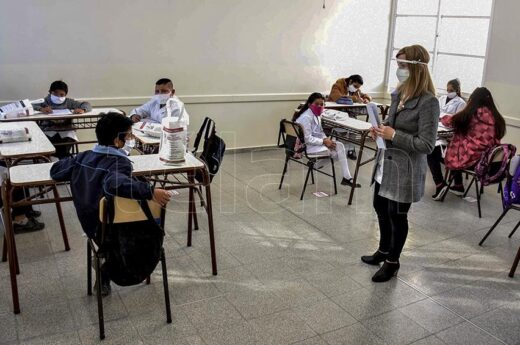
[129,78,190,125]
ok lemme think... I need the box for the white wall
[483,0,520,147]
[0,0,391,149]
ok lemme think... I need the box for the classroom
[0,0,519,344]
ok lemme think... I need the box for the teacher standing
[361,45,440,282]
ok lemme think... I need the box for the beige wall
[0,0,391,149]
[483,0,520,147]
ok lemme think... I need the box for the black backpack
[103,198,164,286]
[193,117,226,183]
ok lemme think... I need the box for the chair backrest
[475,144,517,186]
[277,119,307,158]
[99,197,162,224]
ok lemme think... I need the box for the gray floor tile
[225,286,290,320]
[366,279,427,308]
[249,310,317,345]
[68,294,128,329]
[320,322,386,345]
[332,288,397,321]
[18,331,81,345]
[408,335,447,345]
[292,336,329,345]
[181,296,245,331]
[130,306,197,340]
[436,322,507,345]
[304,267,363,298]
[199,320,261,345]
[292,299,357,334]
[265,278,328,307]
[471,300,520,345]
[16,300,75,341]
[0,312,17,344]
[78,318,143,345]
[361,310,431,345]
[399,298,464,333]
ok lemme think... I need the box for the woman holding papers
[292,92,360,187]
[361,45,439,282]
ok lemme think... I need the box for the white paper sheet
[50,109,73,115]
[366,102,386,149]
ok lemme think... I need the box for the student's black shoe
[432,183,448,201]
[371,261,400,282]
[25,210,42,218]
[347,150,357,160]
[341,178,361,188]
[449,184,465,196]
[361,250,388,265]
[13,218,45,234]
[94,278,112,297]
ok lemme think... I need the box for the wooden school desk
[132,128,160,154]
[2,152,217,314]
[298,102,390,121]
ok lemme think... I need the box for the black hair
[95,112,133,146]
[155,78,174,88]
[293,92,325,121]
[346,74,364,86]
[49,80,68,94]
[451,87,506,139]
[447,78,462,97]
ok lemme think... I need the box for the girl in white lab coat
[292,92,360,187]
[427,78,466,200]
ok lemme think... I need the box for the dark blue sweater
[50,148,153,238]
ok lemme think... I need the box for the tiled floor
[1,148,519,345]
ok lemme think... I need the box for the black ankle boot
[361,250,388,266]
[371,261,400,282]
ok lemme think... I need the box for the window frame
[383,0,496,96]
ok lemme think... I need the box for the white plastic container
[159,98,187,164]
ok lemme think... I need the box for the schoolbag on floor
[103,198,164,286]
[193,117,226,183]
[475,144,516,186]
[503,155,520,208]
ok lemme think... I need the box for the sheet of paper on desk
[367,102,386,149]
[50,109,72,115]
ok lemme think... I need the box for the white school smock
[129,95,190,125]
[295,108,328,154]
[436,95,466,146]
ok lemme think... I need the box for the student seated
[129,78,189,125]
[33,80,92,159]
[50,112,171,296]
[327,74,372,104]
[292,92,360,188]
[428,78,467,200]
[327,74,371,160]
[432,87,506,198]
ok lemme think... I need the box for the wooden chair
[87,197,172,339]
[277,119,337,200]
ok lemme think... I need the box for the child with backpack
[50,112,171,296]
[430,87,506,200]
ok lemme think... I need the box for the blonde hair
[396,45,436,101]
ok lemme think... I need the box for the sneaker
[341,178,361,188]
[449,185,465,196]
[25,210,42,218]
[13,218,45,234]
[347,150,357,160]
[432,183,448,201]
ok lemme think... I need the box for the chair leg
[95,254,105,340]
[2,234,6,262]
[479,207,510,246]
[440,172,454,202]
[475,178,482,218]
[463,176,475,198]
[509,246,520,278]
[279,158,289,190]
[330,158,337,195]
[87,242,92,296]
[300,165,313,200]
[310,169,315,185]
[160,249,172,323]
[508,220,520,238]
[146,276,151,285]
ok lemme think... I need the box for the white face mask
[447,92,457,99]
[153,93,171,105]
[121,139,135,155]
[396,68,410,82]
[50,94,66,104]
[348,85,358,93]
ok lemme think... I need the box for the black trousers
[373,183,412,262]
[427,146,463,186]
[47,134,77,159]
